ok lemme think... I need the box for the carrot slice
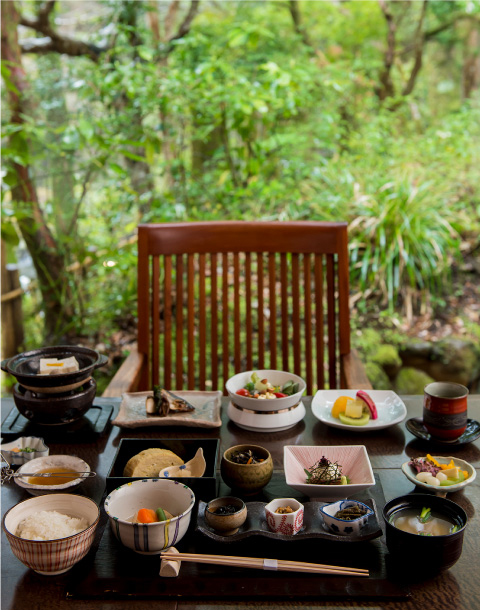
[136,508,158,523]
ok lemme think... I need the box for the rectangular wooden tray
[67,474,409,600]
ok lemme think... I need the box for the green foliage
[1,0,479,348]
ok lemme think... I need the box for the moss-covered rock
[365,362,391,390]
[394,368,435,395]
[371,344,402,379]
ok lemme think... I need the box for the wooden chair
[103,221,371,397]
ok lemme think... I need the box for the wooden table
[2,395,480,610]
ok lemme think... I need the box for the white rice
[16,510,89,541]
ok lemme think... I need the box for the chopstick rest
[160,547,181,578]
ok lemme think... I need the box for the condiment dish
[320,499,373,535]
[204,496,247,535]
[265,498,304,535]
[14,455,91,496]
[284,445,375,501]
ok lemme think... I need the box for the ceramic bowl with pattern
[265,498,304,535]
[220,444,273,495]
[104,478,195,555]
[14,454,91,496]
[2,493,100,575]
[320,499,374,535]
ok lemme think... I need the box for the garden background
[1,0,479,394]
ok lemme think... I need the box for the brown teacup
[423,382,468,441]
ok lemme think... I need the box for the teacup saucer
[406,418,480,447]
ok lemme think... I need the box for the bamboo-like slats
[137,222,353,394]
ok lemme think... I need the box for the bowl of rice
[2,493,100,575]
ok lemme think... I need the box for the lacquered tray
[196,499,382,543]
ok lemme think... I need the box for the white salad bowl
[284,445,375,501]
[226,370,306,411]
[401,456,476,495]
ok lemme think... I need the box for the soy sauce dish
[383,494,468,576]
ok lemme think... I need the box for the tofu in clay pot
[38,357,80,375]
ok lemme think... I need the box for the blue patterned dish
[320,499,373,535]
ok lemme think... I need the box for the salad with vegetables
[235,372,300,399]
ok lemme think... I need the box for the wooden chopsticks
[161,551,368,577]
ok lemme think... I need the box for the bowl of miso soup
[383,494,468,576]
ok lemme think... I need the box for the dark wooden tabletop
[2,394,480,610]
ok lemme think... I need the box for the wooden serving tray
[66,474,409,601]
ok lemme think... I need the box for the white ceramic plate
[312,390,407,431]
[401,455,476,495]
[112,390,222,429]
[227,400,306,432]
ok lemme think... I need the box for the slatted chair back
[136,221,353,395]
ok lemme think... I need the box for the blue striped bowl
[104,478,195,554]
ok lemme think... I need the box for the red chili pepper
[273,392,288,398]
[236,388,250,397]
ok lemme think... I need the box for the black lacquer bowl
[383,494,467,577]
[1,346,107,394]
[13,380,97,425]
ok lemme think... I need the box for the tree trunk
[1,1,74,343]
[463,27,480,99]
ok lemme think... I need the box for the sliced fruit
[339,412,370,426]
[331,396,354,418]
[356,390,378,420]
[440,466,461,479]
[345,399,365,419]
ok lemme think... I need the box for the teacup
[423,382,468,441]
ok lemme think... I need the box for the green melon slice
[338,412,370,426]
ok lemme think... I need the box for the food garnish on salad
[304,456,349,485]
[330,390,378,426]
[408,454,469,487]
[235,372,300,399]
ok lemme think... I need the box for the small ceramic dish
[204,496,247,536]
[1,437,49,465]
[159,447,206,478]
[401,456,476,496]
[265,498,304,535]
[221,444,273,495]
[320,500,374,535]
[284,445,375,501]
[14,455,91,496]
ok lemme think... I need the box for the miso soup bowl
[104,478,195,555]
[383,494,467,577]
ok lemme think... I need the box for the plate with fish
[112,390,222,429]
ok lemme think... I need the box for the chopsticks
[160,551,368,577]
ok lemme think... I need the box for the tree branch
[402,0,428,96]
[19,0,105,60]
[168,0,200,44]
[288,0,313,48]
[376,0,396,100]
